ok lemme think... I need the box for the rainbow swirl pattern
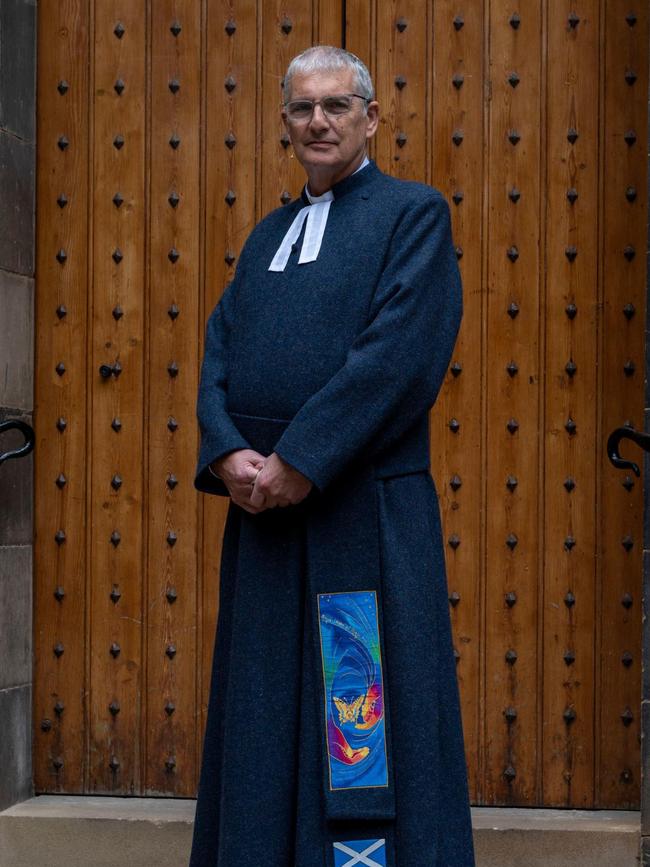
[318,591,388,790]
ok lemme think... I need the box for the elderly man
[189,46,475,867]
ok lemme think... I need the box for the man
[189,46,475,867]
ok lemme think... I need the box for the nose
[308,102,331,130]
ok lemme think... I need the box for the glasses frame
[283,92,371,123]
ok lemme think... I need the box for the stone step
[0,796,641,867]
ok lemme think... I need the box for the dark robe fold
[189,161,475,867]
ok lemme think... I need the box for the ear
[365,101,379,140]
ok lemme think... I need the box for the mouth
[306,140,337,148]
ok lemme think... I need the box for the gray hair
[283,46,374,104]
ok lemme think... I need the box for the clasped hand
[211,449,313,514]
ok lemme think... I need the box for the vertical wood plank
[33,0,90,794]
[430,0,485,804]
[145,0,201,796]
[483,0,542,805]
[597,0,648,808]
[542,0,600,808]
[88,0,146,793]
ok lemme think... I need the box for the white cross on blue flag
[333,838,386,867]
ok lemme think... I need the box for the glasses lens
[286,100,313,119]
[321,96,353,115]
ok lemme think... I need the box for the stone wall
[0,0,36,811]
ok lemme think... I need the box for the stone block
[0,685,32,811]
[0,0,36,142]
[0,131,34,276]
[0,410,32,546]
[0,545,31,690]
[0,270,33,410]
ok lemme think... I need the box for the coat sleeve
[194,277,251,495]
[273,192,462,492]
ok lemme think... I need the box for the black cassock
[189,162,475,867]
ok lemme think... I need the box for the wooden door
[34,0,648,807]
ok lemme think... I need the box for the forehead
[287,68,356,100]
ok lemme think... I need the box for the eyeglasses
[283,93,370,122]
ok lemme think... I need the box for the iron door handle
[606,426,650,477]
[0,420,35,466]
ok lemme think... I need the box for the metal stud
[114,79,125,95]
[448,534,460,550]
[452,129,464,146]
[168,78,180,94]
[507,418,519,434]
[506,475,518,491]
[113,134,125,150]
[506,533,518,550]
[225,251,236,266]
[168,191,180,208]
[625,68,637,85]
[565,246,578,263]
[110,585,122,603]
[57,193,68,208]
[54,701,64,716]
[53,642,64,658]
[166,474,178,490]
[111,417,122,432]
[110,643,121,658]
[453,647,460,664]
[505,649,518,665]
[225,189,236,206]
[622,475,634,491]
[225,19,236,35]
[565,302,577,319]
[623,360,635,376]
[449,591,461,607]
[165,756,177,772]
[567,12,580,28]
[567,187,578,204]
[564,536,576,551]
[453,15,464,30]
[112,248,123,264]
[623,245,635,261]
[224,132,237,150]
[509,188,521,203]
[507,71,520,88]
[280,190,292,205]
[55,362,66,376]
[625,12,637,26]
[55,530,66,545]
[564,477,576,492]
[452,74,464,90]
[621,535,634,552]
[280,133,291,149]
[507,301,520,318]
[621,768,633,784]
[504,706,517,723]
[565,417,577,435]
[54,586,65,602]
[565,359,577,377]
[507,246,519,262]
[56,417,67,432]
[55,473,67,489]
[57,135,69,151]
[169,133,181,149]
[625,186,636,202]
[166,587,178,604]
[56,248,67,264]
[166,644,177,659]
[396,17,408,32]
[621,593,633,609]
[109,755,120,771]
[448,418,460,433]
[395,75,407,90]
[41,718,52,732]
[564,591,576,608]
[506,361,518,377]
[623,303,635,319]
[57,80,69,95]
[621,708,634,727]
[167,531,178,547]
[624,129,637,146]
[53,757,64,770]
[110,530,121,547]
[109,701,120,716]
[452,190,464,205]
[114,21,125,38]
[505,591,517,607]
[167,360,179,377]
[165,701,176,715]
[280,16,292,33]
[168,248,180,264]
[112,192,124,209]
[450,474,462,492]
[396,131,407,148]
[508,130,521,145]
[563,706,577,724]
[567,127,579,144]
[167,303,179,320]
[622,651,633,668]
[170,21,182,37]
[509,12,520,29]
[168,417,178,432]
[503,764,516,782]
[112,305,124,321]
[450,361,462,377]
[455,246,463,260]
[111,474,122,491]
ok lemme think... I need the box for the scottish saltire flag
[318,591,388,790]
[333,838,387,867]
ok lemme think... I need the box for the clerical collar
[268,157,370,272]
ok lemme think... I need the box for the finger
[249,485,266,509]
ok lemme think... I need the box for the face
[282,68,379,193]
